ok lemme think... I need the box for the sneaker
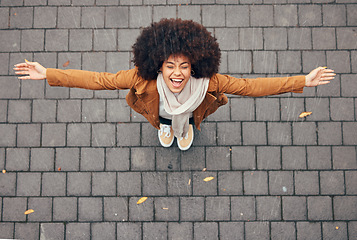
[158,124,174,147]
[177,124,194,151]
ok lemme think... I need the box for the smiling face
[160,54,192,93]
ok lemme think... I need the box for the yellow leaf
[188,179,191,185]
[137,197,148,204]
[62,60,70,67]
[299,111,312,118]
[203,177,214,182]
[336,226,339,230]
[2,169,6,174]
[202,168,207,172]
[162,208,168,210]
[24,209,34,215]
[25,59,29,63]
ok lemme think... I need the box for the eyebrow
[166,61,190,65]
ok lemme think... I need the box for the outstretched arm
[14,60,47,80]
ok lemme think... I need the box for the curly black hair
[132,18,221,80]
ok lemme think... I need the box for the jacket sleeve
[46,68,140,90]
[212,74,306,97]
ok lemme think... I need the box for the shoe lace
[179,133,188,141]
[159,124,171,138]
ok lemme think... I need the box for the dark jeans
[159,116,195,126]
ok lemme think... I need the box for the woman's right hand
[13,60,47,80]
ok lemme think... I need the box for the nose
[173,67,182,76]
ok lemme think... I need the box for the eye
[167,65,174,69]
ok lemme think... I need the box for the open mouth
[170,78,184,88]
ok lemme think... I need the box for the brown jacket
[46,68,306,130]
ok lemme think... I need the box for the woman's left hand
[305,67,335,87]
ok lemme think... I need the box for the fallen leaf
[188,179,191,185]
[2,169,6,174]
[137,197,148,204]
[162,208,168,210]
[299,111,312,118]
[202,168,207,172]
[24,209,34,215]
[336,226,339,230]
[58,167,61,171]
[62,60,70,67]
[14,13,17,16]
[25,59,29,63]
[203,177,214,182]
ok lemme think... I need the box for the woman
[14,18,335,151]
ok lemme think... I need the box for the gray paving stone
[349,221,357,240]
[0,172,16,196]
[302,51,326,73]
[45,29,69,52]
[156,147,180,171]
[117,123,140,147]
[346,171,357,195]
[129,6,152,28]
[256,196,281,220]
[45,84,70,99]
[307,146,332,170]
[154,197,179,221]
[80,148,105,171]
[219,222,244,240]
[240,28,263,50]
[21,29,44,51]
[93,29,117,51]
[67,123,91,147]
[42,172,66,196]
[67,172,91,196]
[168,222,193,240]
[153,5,176,22]
[312,28,336,50]
[141,122,160,147]
[47,0,70,5]
[0,30,20,52]
[29,148,54,171]
[323,5,346,26]
[130,147,155,170]
[327,51,351,73]
[81,7,104,28]
[66,223,90,240]
[167,171,192,196]
[34,52,57,69]
[318,122,342,145]
[218,171,243,195]
[226,5,249,27]
[24,0,47,5]
[6,148,30,171]
[82,99,106,122]
[194,222,219,240]
[57,7,80,29]
[117,172,141,196]
[298,4,322,27]
[231,98,255,121]
[0,8,9,29]
[69,29,92,51]
[42,124,66,147]
[330,98,354,121]
[307,196,333,220]
[332,146,357,169]
[251,5,274,27]
[106,52,130,73]
[193,122,217,146]
[320,171,345,195]
[104,197,128,221]
[337,28,357,49]
[27,197,52,222]
[282,196,307,220]
[254,51,277,74]
[296,222,321,240]
[106,99,130,122]
[33,7,57,28]
[143,222,167,240]
[271,222,296,240]
[0,223,13,238]
[0,124,16,147]
[92,222,116,240]
[288,28,312,50]
[292,122,317,145]
[274,5,298,26]
[180,197,205,221]
[334,196,357,220]
[17,124,41,147]
[295,171,319,195]
[72,0,95,5]
[69,88,93,99]
[177,5,200,23]
[0,148,4,169]
[347,4,357,25]
[269,171,294,195]
[217,122,241,146]
[202,5,225,27]
[105,147,130,171]
[305,97,330,121]
[32,99,56,122]
[343,122,357,145]
[322,222,348,240]
[0,54,9,75]
[118,29,140,51]
[193,171,217,196]
[40,223,64,240]
[92,123,116,147]
[15,223,39,240]
[180,147,205,171]
[244,171,268,195]
[268,122,292,146]
[57,100,81,122]
[215,28,239,51]
[257,146,281,170]
[78,197,102,221]
[53,197,77,221]
[129,196,154,221]
[228,51,252,73]
[242,122,267,145]
[142,172,167,196]
[282,146,306,170]
[264,28,288,51]
[10,7,33,29]
[341,74,357,97]
[206,196,230,221]
[8,100,31,123]
[92,172,116,196]
[16,172,41,196]
[245,221,270,240]
[3,197,27,221]
[117,222,141,240]
[278,51,302,73]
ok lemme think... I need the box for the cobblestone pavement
[0,0,357,239]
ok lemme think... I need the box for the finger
[318,81,330,85]
[13,67,30,71]
[321,76,335,81]
[18,76,32,80]
[14,63,28,67]
[322,73,336,77]
[15,71,29,75]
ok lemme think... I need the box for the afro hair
[132,18,221,80]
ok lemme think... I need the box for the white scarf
[156,73,210,138]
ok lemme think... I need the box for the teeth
[171,79,183,82]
